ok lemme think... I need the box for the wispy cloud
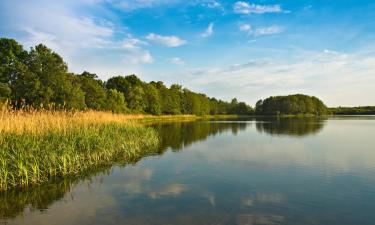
[205,0,222,9]
[239,24,282,36]
[108,0,180,10]
[121,37,154,64]
[168,57,185,65]
[233,1,282,14]
[239,23,252,36]
[0,0,157,78]
[178,50,375,106]
[239,24,252,32]
[201,22,214,37]
[254,25,283,36]
[146,33,187,47]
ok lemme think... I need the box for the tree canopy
[0,37,254,115]
[255,94,330,115]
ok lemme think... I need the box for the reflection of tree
[0,118,326,219]
[0,165,110,219]
[153,121,248,152]
[0,145,160,220]
[255,117,326,137]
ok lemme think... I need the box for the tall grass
[0,107,160,191]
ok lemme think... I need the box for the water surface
[1,117,375,225]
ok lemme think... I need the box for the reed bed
[0,108,160,191]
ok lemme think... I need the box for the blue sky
[1,0,375,106]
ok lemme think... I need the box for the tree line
[0,38,253,115]
[330,106,375,115]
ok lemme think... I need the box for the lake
[1,116,375,225]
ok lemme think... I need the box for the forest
[0,38,253,115]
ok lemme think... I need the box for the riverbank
[0,110,161,191]
[0,110,248,190]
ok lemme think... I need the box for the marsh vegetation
[0,109,159,190]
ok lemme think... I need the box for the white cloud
[0,0,154,79]
[168,57,185,65]
[239,24,282,36]
[174,50,375,106]
[146,33,187,47]
[239,23,252,32]
[206,0,222,9]
[107,0,180,10]
[233,1,282,14]
[201,22,214,37]
[121,37,148,49]
[254,25,283,36]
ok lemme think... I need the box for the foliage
[330,106,375,115]
[105,89,128,113]
[0,37,254,115]
[255,94,330,115]
[77,71,106,110]
[0,109,159,190]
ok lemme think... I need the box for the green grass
[0,123,159,191]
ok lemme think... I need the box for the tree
[144,83,161,115]
[0,38,28,85]
[24,44,85,109]
[0,82,11,100]
[106,76,131,95]
[127,85,146,112]
[105,89,128,113]
[77,71,106,110]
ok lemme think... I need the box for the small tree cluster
[255,94,329,115]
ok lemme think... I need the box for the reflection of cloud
[237,214,284,225]
[122,168,153,194]
[256,193,284,204]
[148,183,187,199]
[242,197,253,207]
[7,180,119,225]
[242,193,284,208]
[186,119,375,175]
[202,192,216,207]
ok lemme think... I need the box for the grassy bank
[0,109,159,191]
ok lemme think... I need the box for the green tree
[78,71,106,110]
[144,83,161,115]
[105,89,128,113]
[127,85,146,112]
[25,44,85,109]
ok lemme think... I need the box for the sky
[1,0,375,106]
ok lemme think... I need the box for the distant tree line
[0,38,253,115]
[255,94,330,115]
[330,106,375,115]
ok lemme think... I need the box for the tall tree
[77,71,106,110]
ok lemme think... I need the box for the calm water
[1,117,375,225]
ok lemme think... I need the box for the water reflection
[1,118,325,220]
[255,117,326,137]
[154,120,248,152]
[2,117,375,225]
[1,120,249,220]
[0,166,112,219]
